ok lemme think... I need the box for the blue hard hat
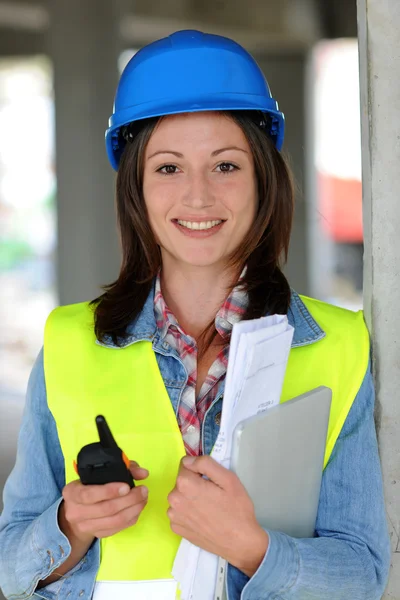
[105,30,285,170]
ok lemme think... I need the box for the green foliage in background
[0,238,34,270]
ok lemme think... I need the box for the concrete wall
[358,0,400,596]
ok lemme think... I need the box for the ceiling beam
[0,0,312,54]
[0,0,335,56]
[119,14,311,53]
[0,1,48,31]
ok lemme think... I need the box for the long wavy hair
[91,110,295,350]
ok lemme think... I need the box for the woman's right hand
[59,461,149,543]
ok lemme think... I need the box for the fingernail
[119,485,130,496]
[183,456,195,466]
[141,487,148,499]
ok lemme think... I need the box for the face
[142,111,258,272]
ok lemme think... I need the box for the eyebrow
[147,146,248,160]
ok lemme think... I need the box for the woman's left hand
[167,455,269,577]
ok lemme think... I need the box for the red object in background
[318,172,363,243]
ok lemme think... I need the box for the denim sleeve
[0,349,100,600]
[227,363,391,600]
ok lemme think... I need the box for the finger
[94,518,143,539]
[95,527,128,539]
[168,520,207,547]
[129,462,149,480]
[170,522,196,539]
[66,480,132,506]
[173,468,206,499]
[77,497,148,535]
[167,505,201,537]
[167,506,192,528]
[181,456,234,488]
[66,486,148,523]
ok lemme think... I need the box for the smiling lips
[172,218,225,236]
[177,219,223,230]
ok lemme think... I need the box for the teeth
[177,220,222,230]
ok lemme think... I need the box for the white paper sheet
[172,314,294,600]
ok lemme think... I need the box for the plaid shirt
[154,274,247,456]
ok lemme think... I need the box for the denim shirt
[0,291,391,600]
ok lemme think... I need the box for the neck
[160,260,239,339]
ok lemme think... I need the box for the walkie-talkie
[74,415,135,488]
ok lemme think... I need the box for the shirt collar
[97,282,325,349]
[154,273,179,342]
[287,290,325,347]
[154,271,248,343]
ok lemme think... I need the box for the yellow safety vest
[43,295,369,589]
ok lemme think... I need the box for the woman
[0,30,390,600]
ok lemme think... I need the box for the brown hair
[91,111,295,348]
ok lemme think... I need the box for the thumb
[181,455,231,488]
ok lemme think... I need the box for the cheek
[142,185,164,245]
[143,181,171,224]
[232,187,258,226]
[244,180,258,225]
[219,174,257,217]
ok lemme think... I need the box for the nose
[182,172,215,209]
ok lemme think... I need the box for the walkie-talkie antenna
[96,415,118,449]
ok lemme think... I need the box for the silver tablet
[231,386,332,538]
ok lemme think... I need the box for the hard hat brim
[105,94,285,171]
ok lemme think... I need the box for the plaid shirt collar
[154,271,248,342]
[96,282,326,349]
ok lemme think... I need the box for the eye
[157,164,179,175]
[216,162,239,174]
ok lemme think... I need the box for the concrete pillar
[47,1,121,305]
[357,1,400,596]
[256,53,310,295]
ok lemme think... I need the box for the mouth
[173,219,225,231]
[171,218,226,237]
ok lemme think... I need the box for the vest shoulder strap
[288,295,370,466]
[45,301,95,344]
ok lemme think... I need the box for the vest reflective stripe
[44,296,369,585]
[93,580,178,600]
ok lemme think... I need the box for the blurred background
[0,1,363,591]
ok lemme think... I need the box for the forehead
[146,111,248,149]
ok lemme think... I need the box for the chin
[161,244,230,269]
[177,252,226,269]
[183,259,222,268]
